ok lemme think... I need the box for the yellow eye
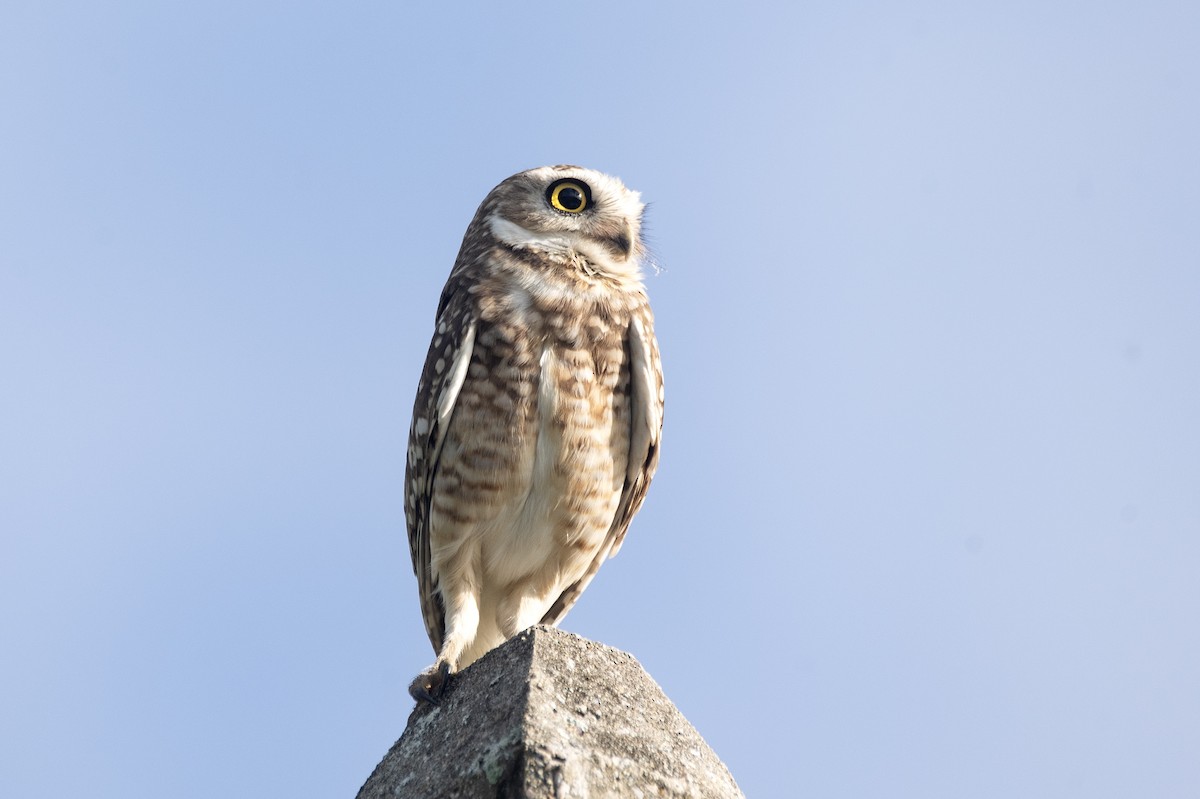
[547,179,591,213]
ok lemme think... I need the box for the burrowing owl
[404,165,664,702]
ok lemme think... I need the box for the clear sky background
[2,3,1198,797]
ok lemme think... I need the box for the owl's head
[481,165,646,280]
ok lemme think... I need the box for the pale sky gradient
[2,3,1199,797]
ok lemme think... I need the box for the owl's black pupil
[558,187,583,210]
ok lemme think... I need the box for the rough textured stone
[357,626,744,799]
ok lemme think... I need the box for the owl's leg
[494,590,522,641]
[495,587,552,640]
[409,560,481,704]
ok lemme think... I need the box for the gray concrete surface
[356,626,744,798]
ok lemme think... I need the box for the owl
[404,165,664,703]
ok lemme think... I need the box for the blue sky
[2,2,1198,797]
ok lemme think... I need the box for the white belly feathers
[455,342,623,665]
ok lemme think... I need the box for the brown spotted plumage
[404,166,663,702]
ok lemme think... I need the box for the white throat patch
[487,214,640,279]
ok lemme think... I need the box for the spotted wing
[405,284,476,653]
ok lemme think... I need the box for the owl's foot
[408,660,451,705]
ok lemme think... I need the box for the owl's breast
[463,318,631,585]
[429,267,634,581]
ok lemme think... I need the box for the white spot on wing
[437,320,476,427]
[629,315,660,446]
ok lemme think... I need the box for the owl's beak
[605,225,635,262]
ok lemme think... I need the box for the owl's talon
[409,660,451,705]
